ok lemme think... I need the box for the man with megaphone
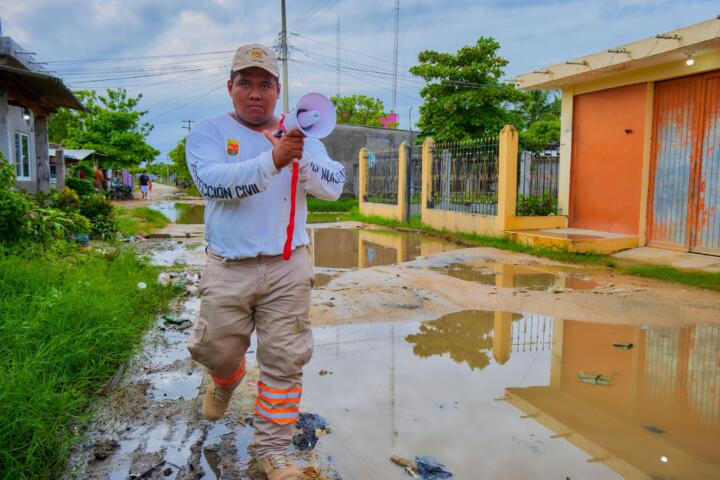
[185,44,344,480]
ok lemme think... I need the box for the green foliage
[54,187,81,213]
[0,188,35,243]
[516,193,559,216]
[0,152,15,189]
[0,244,177,477]
[330,95,390,127]
[168,137,191,181]
[48,88,159,169]
[520,118,560,152]
[409,37,525,142]
[65,177,96,198]
[307,197,357,212]
[80,194,113,220]
[518,90,560,126]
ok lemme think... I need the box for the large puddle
[310,228,461,269]
[434,262,598,291]
[304,312,720,479]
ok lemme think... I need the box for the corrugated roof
[0,65,84,112]
[48,148,96,160]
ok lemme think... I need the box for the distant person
[185,43,344,480]
[139,170,151,200]
[78,168,87,180]
[94,166,105,191]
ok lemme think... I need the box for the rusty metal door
[648,71,720,255]
[692,72,720,255]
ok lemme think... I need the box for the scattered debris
[391,455,453,479]
[612,342,634,350]
[319,370,333,376]
[644,425,665,434]
[137,282,147,289]
[129,460,166,480]
[162,314,191,326]
[92,438,119,461]
[578,371,611,385]
[292,413,330,451]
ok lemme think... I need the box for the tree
[520,118,560,152]
[409,37,525,142]
[168,137,191,181]
[49,88,159,168]
[330,95,391,127]
[519,90,560,126]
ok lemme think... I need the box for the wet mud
[64,223,720,479]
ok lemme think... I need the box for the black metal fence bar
[408,145,423,217]
[516,150,560,216]
[365,149,399,205]
[427,139,499,215]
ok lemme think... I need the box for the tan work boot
[202,383,234,420]
[257,453,302,480]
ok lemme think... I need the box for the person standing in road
[138,170,151,200]
[94,166,105,191]
[185,44,344,480]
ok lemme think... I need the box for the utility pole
[182,120,193,134]
[280,0,289,113]
[392,0,399,113]
[408,106,413,145]
[336,19,341,97]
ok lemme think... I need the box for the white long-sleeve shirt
[186,113,345,259]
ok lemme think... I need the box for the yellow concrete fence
[359,125,567,236]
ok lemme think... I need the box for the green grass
[0,243,177,478]
[345,208,720,291]
[621,265,720,292]
[116,207,170,236]
[307,212,353,223]
[306,197,358,212]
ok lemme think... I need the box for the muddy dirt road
[64,207,720,479]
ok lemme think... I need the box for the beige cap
[231,44,279,78]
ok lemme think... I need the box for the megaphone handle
[282,159,300,261]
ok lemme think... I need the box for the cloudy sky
[2,0,717,162]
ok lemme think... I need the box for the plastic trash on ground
[391,455,453,479]
[292,413,329,451]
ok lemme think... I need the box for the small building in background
[515,17,720,256]
[320,123,415,195]
[0,28,84,193]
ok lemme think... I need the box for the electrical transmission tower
[392,0,399,113]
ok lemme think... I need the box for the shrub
[90,214,117,239]
[81,194,114,220]
[65,177,96,198]
[0,188,34,243]
[54,187,81,213]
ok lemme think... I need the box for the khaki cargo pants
[188,246,314,458]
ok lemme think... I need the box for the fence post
[421,137,435,223]
[398,141,409,221]
[496,125,519,232]
[358,147,368,215]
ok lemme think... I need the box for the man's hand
[263,129,305,170]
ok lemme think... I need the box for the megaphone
[275,93,336,261]
[275,92,336,139]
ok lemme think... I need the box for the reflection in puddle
[304,313,720,479]
[310,228,460,269]
[150,202,205,224]
[436,262,598,291]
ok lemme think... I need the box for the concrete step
[506,228,638,254]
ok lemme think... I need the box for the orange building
[516,17,720,256]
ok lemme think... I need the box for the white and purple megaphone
[275,93,337,261]
[275,92,337,139]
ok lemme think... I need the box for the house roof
[48,148,96,161]
[0,65,84,112]
[515,17,720,90]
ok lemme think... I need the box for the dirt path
[64,221,720,479]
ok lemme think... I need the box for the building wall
[320,124,414,196]
[569,83,647,234]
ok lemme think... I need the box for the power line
[46,49,234,64]
[182,120,194,133]
[392,0,400,112]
